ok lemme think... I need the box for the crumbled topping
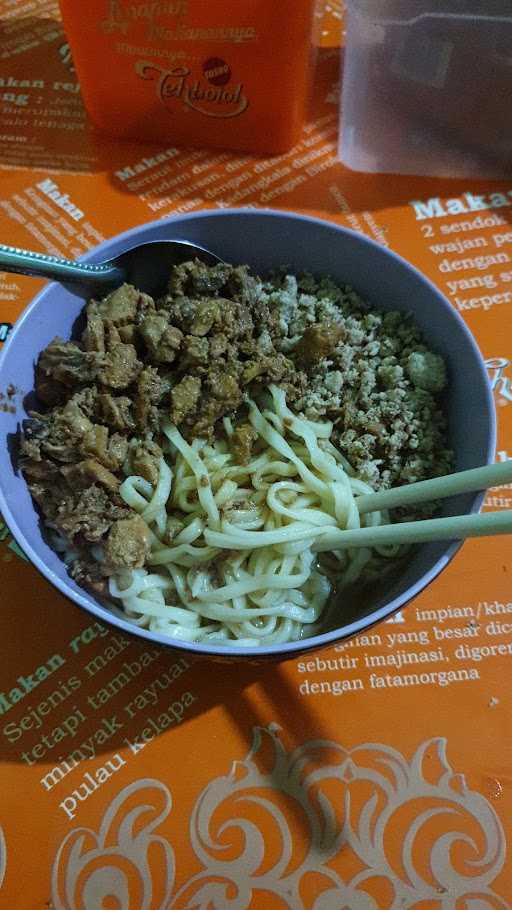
[264,271,452,501]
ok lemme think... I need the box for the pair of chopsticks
[313,461,512,552]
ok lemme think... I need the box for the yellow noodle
[110,386,395,646]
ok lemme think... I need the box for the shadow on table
[0,553,342,769]
[0,608,345,840]
[0,571,344,840]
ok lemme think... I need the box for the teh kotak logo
[135,59,248,118]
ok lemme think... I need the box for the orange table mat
[0,2,511,907]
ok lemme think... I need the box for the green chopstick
[355,461,512,515]
[313,510,512,552]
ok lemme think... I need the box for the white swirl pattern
[52,779,174,910]
[52,728,510,910]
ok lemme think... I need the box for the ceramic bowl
[0,210,495,660]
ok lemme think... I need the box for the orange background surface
[1,1,512,907]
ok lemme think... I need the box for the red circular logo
[203,57,231,87]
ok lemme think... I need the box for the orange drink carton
[59,0,317,154]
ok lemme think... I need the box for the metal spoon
[0,239,222,297]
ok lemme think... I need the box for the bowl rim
[0,207,497,658]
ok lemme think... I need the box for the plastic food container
[58,0,316,155]
[339,0,512,178]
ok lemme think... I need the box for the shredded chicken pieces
[20,260,451,592]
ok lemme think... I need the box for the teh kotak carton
[59,0,316,154]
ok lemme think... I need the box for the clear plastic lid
[347,0,512,24]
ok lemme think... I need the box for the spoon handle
[0,243,124,287]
